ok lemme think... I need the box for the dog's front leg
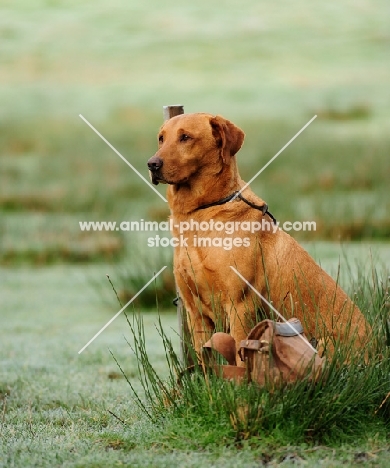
[228,303,257,367]
[186,307,215,360]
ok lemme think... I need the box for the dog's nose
[147,156,163,172]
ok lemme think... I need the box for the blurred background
[1,0,390,307]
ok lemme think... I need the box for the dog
[147,113,370,364]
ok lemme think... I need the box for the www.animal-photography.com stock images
[1,2,390,467]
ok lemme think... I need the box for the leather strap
[194,190,277,224]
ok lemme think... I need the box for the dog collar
[195,191,277,224]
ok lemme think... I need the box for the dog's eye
[158,135,164,144]
[179,134,191,142]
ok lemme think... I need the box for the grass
[1,114,390,266]
[2,0,390,119]
[2,247,390,467]
[119,259,390,445]
[1,0,390,265]
[1,0,390,465]
[0,264,180,467]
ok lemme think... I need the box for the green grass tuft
[119,263,390,448]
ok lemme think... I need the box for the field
[2,247,390,467]
[1,0,390,466]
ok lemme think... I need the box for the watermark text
[79,218,316,250]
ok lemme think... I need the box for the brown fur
[148,113,370,364]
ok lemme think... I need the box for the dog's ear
[210,115,245,163]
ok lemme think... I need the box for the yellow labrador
[148,113,370,364]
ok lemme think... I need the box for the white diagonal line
[230,266,317,353]
[232,115,317,200]
[79,114,167,203]
[78,266,167,354]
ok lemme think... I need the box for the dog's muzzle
[147,156,164,185]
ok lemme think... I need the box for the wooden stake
[162,105,193,366]
[163,105,184,121]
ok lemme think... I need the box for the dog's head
[147,113,245,186]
